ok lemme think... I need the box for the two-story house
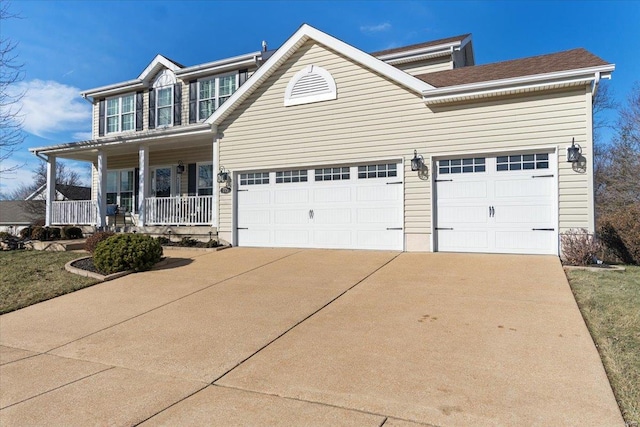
[30,24,614,254]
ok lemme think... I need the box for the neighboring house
[29,24,614,255]
[0,201,45,234]
[26,184,91,201]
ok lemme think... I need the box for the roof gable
[138,54,183,84]
[206,24,433,127]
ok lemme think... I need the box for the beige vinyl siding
[92,102,99,140]
[394,56,453,76]
[217,40,593,249]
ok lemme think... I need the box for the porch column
[96,150,107,229]
[138,145,148,226]
[45,156,56,226]
[213,136,220,228]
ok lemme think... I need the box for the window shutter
[135,92,144,131]
[187,163,197,196]
[189,80,197,124]
[134,168,140,213]
[148,89,156,129]
[173,83,182,125]
[239,69,248,86]
[98,99,105,136]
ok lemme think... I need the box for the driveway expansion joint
[131,383,209,426]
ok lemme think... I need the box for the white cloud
[12,80,91,138]
[360,22,392,34]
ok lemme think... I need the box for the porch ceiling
[31,130,214,163]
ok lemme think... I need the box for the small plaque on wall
[220,187,231,194]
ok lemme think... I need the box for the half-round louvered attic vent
[284,65,337,106]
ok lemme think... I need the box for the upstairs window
[197,73,238,121]
[156,86,173,127]
[105,94,135,134]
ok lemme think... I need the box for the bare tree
[595,83,640,215]
[0,0,25,176]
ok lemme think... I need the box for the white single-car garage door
[435,152,557,255]
[236,162,404,250]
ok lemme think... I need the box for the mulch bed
[71,257,104,275]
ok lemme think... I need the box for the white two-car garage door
[435,152,557,255]
[236,162,403,250]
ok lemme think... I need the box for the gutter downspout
[591,72,600,98]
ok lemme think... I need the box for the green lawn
[0,250,98,315]
[566,266,640,425]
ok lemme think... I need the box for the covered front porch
[31,124,222,230]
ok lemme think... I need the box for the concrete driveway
[0,248,623,426]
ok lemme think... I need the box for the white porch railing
[51,200,96,225]
[145,195,214,226]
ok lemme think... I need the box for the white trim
[206,24,433,127]
[139,54,181,82]
[197,72,239,121]
[384,50,452,65]
[375,34,471,62]
[423,77,595,105]
[176,52,260,80]
[284,64,337,107]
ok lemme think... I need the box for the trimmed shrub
[155,236,170,245]
[84,231,115,253]
[598,204,640,265]
[48,227,61,240]
[560,228,602,266]
[0,231,13,240]
[93,233,163,275]
[30,226,47,241]
[62,226,83,239]
[179,237,199,247]
[19,227,32,240]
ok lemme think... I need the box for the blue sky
[1,0,638,196]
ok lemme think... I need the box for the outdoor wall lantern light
[176,161,185,174]
[567,138,582,163]
[217,167,230,183]
[411,150,425,171]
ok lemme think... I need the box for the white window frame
[151,165,175,197]
[105,93,136,134]
[197,72,239,121]
[197,162,214,195]
[106,168,136,212]
[156,86,174,128]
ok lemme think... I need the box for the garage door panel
[438,230,489,250]
[274,229,311,246]
[437,181,488,199]
[313,230,352,248]
[274,188,309,204]
[494,178,553,199]
[314,208,351,224]
[274,209,309,225]
[238,229,271,246]
[495,205,554,225]
[356,185,400,202]
[313,187,351,203]
[356,207,401,224]
[495,230,556,254]
[238,190,270,205]
[238,209,270,226]
[438,206,488,224]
